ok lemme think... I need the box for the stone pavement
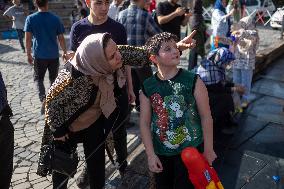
[0,25,283,189]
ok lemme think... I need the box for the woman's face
[104,39,122,70]
[222,0,227,8]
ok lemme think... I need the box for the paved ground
[0,25,283,189]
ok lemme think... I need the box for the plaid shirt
[196,59,225,85]
[0,72,8,113]
[118,4,161,46]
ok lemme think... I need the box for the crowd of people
[0,0,260,188]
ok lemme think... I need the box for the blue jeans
[233,68,253,101]
[16,29,25,50]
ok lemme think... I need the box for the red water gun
[181,147,224,189]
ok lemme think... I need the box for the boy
[3,0,27,52]
[139,32,216,189]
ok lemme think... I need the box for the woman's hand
[148,154,163,173]
[54,134,69,142]
[177,30,197,51]
[63,52,75,62]
[203,149,217,166]
[128,89,136,104]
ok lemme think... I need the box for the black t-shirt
[70,17,127,51]
[156,1,184,39]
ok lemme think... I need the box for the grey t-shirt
[3,5,26,29]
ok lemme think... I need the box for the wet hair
[35,0,48,7]
[145,32,178,57]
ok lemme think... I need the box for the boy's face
[86,0,110,20]
[13,0,20,5]
[153,40,180,67]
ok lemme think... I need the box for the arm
[139,91,163,173]
[25,32,33,64]
[157,7,185,25]
[194,77,216,165]
[181,13,192,26]
[118,45,151,67]
[125,65,135,103]
[57,34,67,61]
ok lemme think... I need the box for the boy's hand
[174,7,186,16]
[27,53,33,65]
[148,154,163,173]
[203,149,217,166]
[177,30,197,51]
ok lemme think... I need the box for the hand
[177,30,197,51]
[128,89,136,104]
[185,12,193,17]
[63,52,75,62]
[203,149,217,166]
[229,8,235,16]
[174,7,186,16]
[27,53,34,65]
[234,85,245,95]
[54,134,69,142]
[148,154,163,173]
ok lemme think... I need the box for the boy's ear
[149,54,158,65]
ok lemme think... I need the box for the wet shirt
[142,69,203,156]
[3,5,26,29]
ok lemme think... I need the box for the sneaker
[41,99,46,115]
[241,102,249,109]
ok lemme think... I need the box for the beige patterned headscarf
[70,33,126,118]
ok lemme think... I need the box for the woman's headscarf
[214,0,226,14]
[70,33,126,118]
[207,47,235,67]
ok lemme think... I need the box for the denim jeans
[33,58,59,102]
[0,116,14,189]
[233,68,253,102]
[16,29,25,50]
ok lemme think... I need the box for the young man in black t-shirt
[156,0,191,40]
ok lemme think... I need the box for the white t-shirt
[3,5,26,29]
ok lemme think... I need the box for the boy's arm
[25,32,33,65]
[139,91,163,173]
[194,77,217,165]
[57,34,67,62]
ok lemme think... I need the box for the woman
[211,0,234,49]
[37,33,150,189]
[37,33,195,189]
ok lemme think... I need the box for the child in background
[196,47,245,134]
[139,32,216,189]
[232,13,259,108]
[3,0,27,52]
